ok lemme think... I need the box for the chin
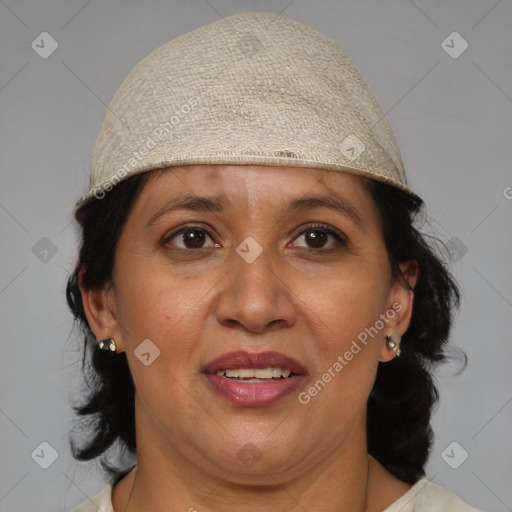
[200,436,308,481]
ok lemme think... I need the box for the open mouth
[203,351,307,406]
[214,366,295,382]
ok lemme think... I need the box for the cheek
[299,256,390,407]
[307,258,391,342]
[114,274,207,419]
[302,284,385,422]
[114,259,221,366]
[115,260,208,341]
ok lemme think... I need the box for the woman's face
[84,164,415,481]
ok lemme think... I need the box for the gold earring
[98,337,117,352]
[385,334,401,358]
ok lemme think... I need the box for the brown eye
[293,224,347,252]
[164,227,216,250]
[303,230,328,249]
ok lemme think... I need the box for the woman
[67,12,482,511]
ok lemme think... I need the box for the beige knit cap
[76,12,418,207]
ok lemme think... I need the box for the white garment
[72,466,483,512]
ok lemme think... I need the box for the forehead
[143,164,372,200]
[129,164,380,230]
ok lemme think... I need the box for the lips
[203,350,308,407]
[203,350,307,375]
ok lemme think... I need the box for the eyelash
[162,223,347,253]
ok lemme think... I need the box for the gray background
[0,1,511,511]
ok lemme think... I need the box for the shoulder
[71,466,135,512]
[71,480,114,512]
[384,478,484,512]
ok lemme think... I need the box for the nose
[214,242,298,334]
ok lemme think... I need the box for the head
[67,163,459,484]
[67,11,460,485]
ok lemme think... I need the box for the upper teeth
[216,367,291,379]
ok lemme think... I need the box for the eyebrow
[285,194,365,230]
[146,194,226,228]
[146,192,366,230]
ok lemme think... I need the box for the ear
[379,259,418,362]
[78,267,125,353]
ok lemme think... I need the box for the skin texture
[80,164,418,512]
